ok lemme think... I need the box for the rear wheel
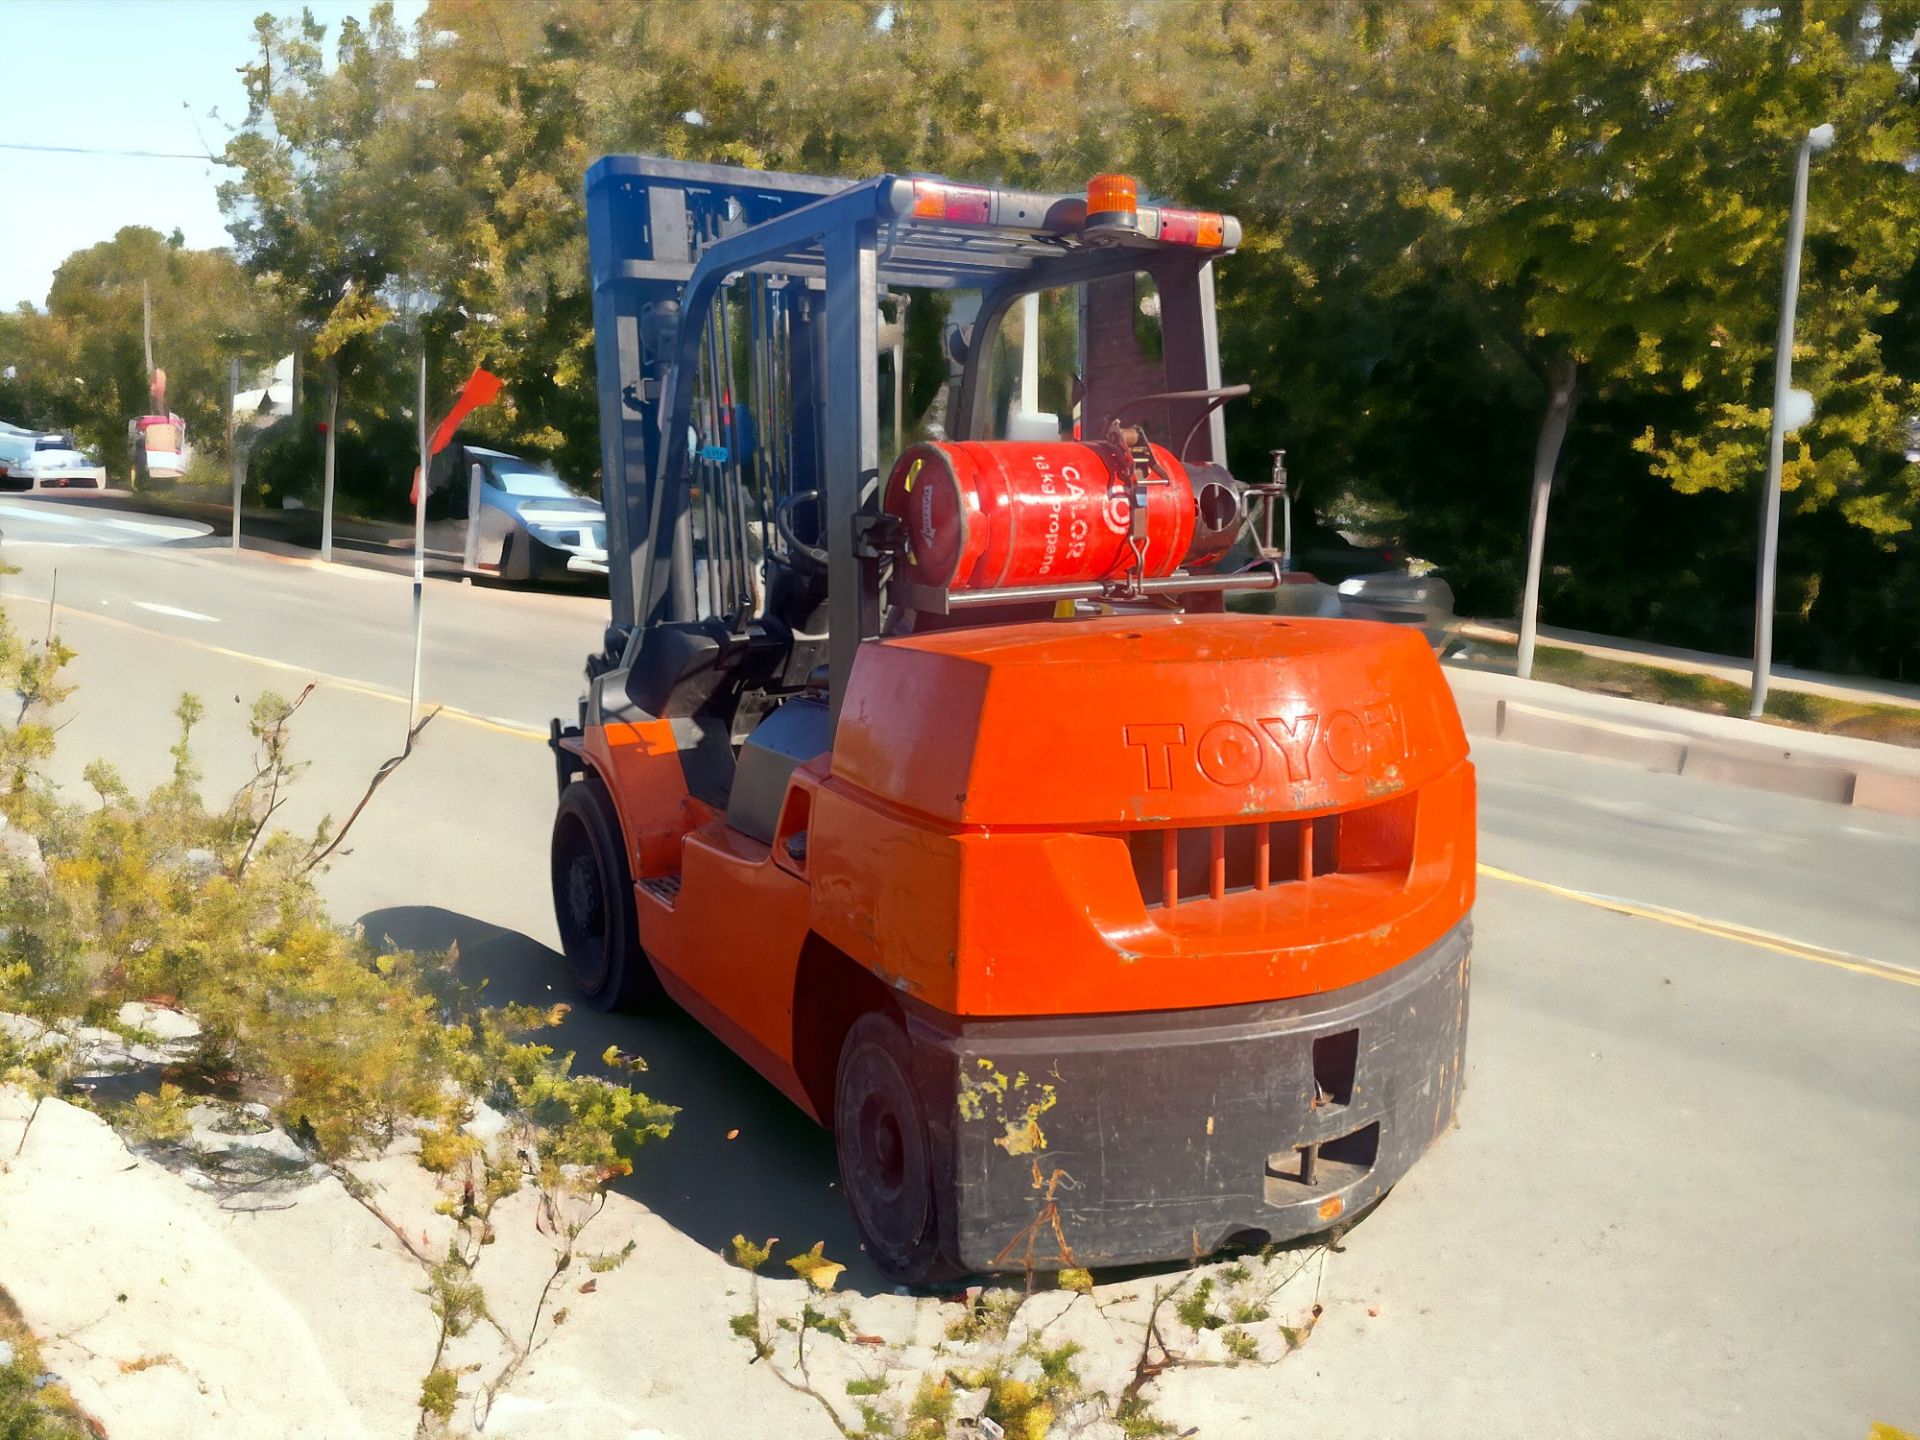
[835,1012,950,1284]
[550,777,662,1012]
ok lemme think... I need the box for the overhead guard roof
[585,155,1242,290]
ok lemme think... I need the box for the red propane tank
[884,439,1201,591]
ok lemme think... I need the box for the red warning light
[1156,207,1227,248]
[909,179,992,224]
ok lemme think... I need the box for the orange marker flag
[430,367,504,457]
[411,367,505,504]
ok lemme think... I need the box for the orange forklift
[551,158,1473,1281]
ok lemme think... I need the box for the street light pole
[321,368,339,564]
[1750,122,1834,720]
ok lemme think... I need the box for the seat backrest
[725,695,830,845]
[625,619,733,718]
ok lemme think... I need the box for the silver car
[425,443,608,582]
[1219,524,1459,653]
[14,446,108,491]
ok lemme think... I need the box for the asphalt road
[2,499,1914,1437]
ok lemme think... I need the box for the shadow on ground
[354,906,1361,1298]
[358,905,882,1289]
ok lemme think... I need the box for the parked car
[424,442,608,582]
[1329,570,1458,651]
[1222,518,1459,653]
[1289,516,1415,581]
[13,446,108,490]
[0,431,35,490]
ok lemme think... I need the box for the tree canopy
[3,0,1916,678]
[0,227,281,469]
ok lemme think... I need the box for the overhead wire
[0,141,229,162]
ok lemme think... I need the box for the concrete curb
[1456,619,1920,713]
[1467,697,1920,819]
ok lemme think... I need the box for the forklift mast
[584,156,1254,727]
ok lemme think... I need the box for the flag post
[406,363,503,737]
[409,346,429,735]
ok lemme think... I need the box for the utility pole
[321,367,339,564]
[143,280,154,379]
[228,356,242,552]
[1750,122,1835,720]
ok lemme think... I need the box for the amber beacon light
[1085,172,1140,234]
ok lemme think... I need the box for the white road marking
[0,503,88,528]
[132,601,218,623]
[102,516,210,540]
[0,500,210,542]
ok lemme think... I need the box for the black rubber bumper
[904,919,1472,1273]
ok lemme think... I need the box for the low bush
[0,593,678,1429]
[244,411,418,521]
[0,1293,95,1440]
[0,603,672,1202]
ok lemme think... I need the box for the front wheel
[834,1012,953,1285]
[550,777,663,1012]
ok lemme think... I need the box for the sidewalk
[1447,664,1920,818]
[1459,619,1920,712]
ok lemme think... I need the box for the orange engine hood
[833,613,1466,828]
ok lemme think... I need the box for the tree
[1112,1,1917,678]
[0,228,277,471]
[0,306,81,437]
[1435,0,1920,674]
[194,0,1920,677]
[1090,1,1546,610]
[390,0,1144,486]
[222,4,463,521]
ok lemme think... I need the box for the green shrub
[0,607,674,1184]
[418,1366,459,1422]
[0,1301,93,1440]
[246,411,418,521]
[111,1083,194,1146]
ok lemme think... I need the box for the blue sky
[0,0,425,310]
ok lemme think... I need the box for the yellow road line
[1478,862,1920,988]
[2,593,550,743]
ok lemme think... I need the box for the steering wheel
[775,489,829,574]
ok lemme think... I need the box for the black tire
[834,1011,950,1285]
[550,777,663,1012]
